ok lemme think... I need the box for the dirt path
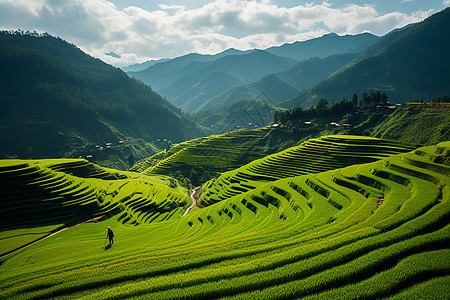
[0,214,113,260]
[183,186,203,216]
[0,226,70,259]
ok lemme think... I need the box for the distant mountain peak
[105,51,120,59]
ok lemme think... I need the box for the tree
[201,170,211,183]
[315,98,329,111]
[372,90,382,105]
[127,153,135,166]
[24,145,33,159]
[352,93,358,106]
[381,92,388,104]
[362,92,370,106]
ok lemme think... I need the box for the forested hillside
[0,31,204,167]
[156,50,298,113]
[201,53,359,112]
[283,7,450,108]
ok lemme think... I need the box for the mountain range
[283,7,450,108]
[127,8,449,112]
[199,52,359,112]
[128,32,380,113]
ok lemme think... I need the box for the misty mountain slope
[195,52,358,112]
[279,52,360,90]
[0,31,203,159]
[173,70,243,111]
[122,58,170,72]
[354,24,417,61]
[266,32,379,60]
[198,74,299,112]
[283,8,450,108]
[128,48,252,92]
[157,50,298,112]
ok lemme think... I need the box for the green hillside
[135,127,274,186]
[274,96,450,147]
[372,104,450,145]
[198,74,299,112]
[157,50,298,113]
[201,135,415,205]
[173,70,243,113]
[0,158,189,256]
[0,31,203,166]
[283,8,450,108]
[194,99,277,134]
[128,49,252,92]
[199,53,360,113]
[1,141,448,299]
[278,53,359,90]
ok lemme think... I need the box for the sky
[0,0,449,67]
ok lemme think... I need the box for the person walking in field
[107,227,114,244]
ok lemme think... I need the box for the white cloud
[0,0,435,67]
[443,0,450,5]
[158,4,186,11]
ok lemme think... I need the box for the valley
[1,6,449,300]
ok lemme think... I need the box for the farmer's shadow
[104,244,112,250]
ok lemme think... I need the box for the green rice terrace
[201,135,415,205]
[0,136,449,299]
[134,127,272,177]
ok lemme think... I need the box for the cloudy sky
[1,0,449,67]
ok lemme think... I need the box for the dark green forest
[0,30,204,167]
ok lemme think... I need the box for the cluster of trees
[276,90,391,123]
[173,168,215,189]
[430,94,449,103]
[274,90,389,124]
[191,99,277,134]
[359,91,389,107]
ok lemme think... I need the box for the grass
[0,139,448,299]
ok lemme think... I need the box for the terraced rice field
[0,139,449,299]
[141,127,271,176]
[130,136,209,173]
[0,159,190,256]
[202,135,415,205]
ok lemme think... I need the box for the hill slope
[127,48,253,92]
[130,33,378,113]
[134,127,274,185]
[372,105,450,145]
[198,74,299,112]
[283,8,450,108]
[201,52,359,112]
[0,31,203,164]
[0,158,189,256]
[158,50,297,113]
[1,141,448,298]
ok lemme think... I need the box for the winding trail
[0,214,112,259]
[0,226,71,259]
[183,186,203,216]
